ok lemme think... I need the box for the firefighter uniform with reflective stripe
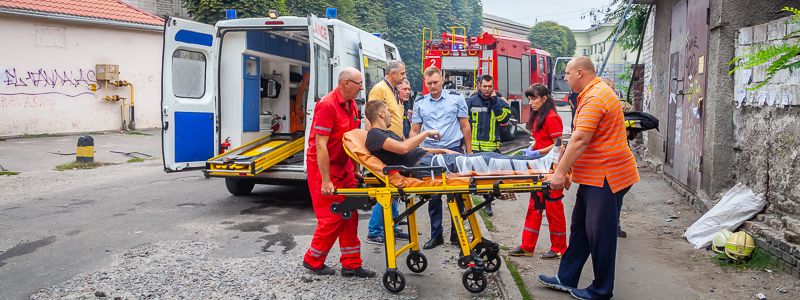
[466,92,511,152]
[303,89,363,270]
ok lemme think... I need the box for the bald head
[336,67,364,100]
[565,56,598,93]
[338,67,362,83]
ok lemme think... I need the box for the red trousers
[521,190,568,253]
[303,165,362,270]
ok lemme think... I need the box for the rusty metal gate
[665,0,708,192]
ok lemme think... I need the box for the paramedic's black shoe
[540,250,562,260]
[341,267,377,278]
[423,236,444,249]
[303,261,336,276]
[508,246,533,257]
[365,235,385,245]
[617,229,627,238]
[483,204,494,217]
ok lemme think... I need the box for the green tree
[528,21,576,59]
[606,0,651,51]
[385,0,439,89]
[183,0,287,24]
[354,0,387,33]
[285,0,330,17]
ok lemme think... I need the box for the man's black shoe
[365,235,385,245]
[395,231,410,240]
[618,229,628,238]
[341,267,377,278]
[483,204,494,217]
[423,235,444,249]
[302,261,336,276]
[450,235,460,245]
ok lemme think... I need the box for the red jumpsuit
[303,89,362,270]
[521,109,568,254]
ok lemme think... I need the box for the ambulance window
[172,49,206,99]
[364,59,387,94]
[315,47,331,100]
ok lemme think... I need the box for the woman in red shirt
[509,84,568,259]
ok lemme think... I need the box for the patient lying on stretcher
[364,100,555,179]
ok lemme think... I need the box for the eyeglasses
[347,79,364,86]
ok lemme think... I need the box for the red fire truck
[421,28,552,134]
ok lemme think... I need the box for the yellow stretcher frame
[203,132,305,178]
[334,142,551,294]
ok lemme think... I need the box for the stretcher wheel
[457,256,471,269]
[382,269,406,293]
[406,251,427,273]
[340,210,352,220]
[462,268,487,293]
[484,252,502,273]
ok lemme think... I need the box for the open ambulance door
[303,15,334,170]
[161,17,219,172]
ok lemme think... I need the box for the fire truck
[420,28,553,135]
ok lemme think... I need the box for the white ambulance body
[161,14,400,194]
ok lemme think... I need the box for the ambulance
[161,12,401,195]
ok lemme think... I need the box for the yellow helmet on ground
[725,231,756,261]
[711,229,733,254]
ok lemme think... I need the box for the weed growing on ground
[127,158,145,163]
[711,246,781,272]
[471,196,496,232]
[55,162,110,171]
[125,131,152,136]
[503,255,534,300]
[0,171,20,176]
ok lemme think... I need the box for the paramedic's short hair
[480,75,493,83]
[402,79,410,86]
[424,66,441,78]
[365,100,387,123]
[387,60,405,74]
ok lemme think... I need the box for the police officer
[466,75,512,217]
[302,67,376,278]
[410,66,472,249]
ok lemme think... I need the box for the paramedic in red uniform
[509,84,568,259]
[302,67,376,278]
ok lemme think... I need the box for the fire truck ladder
[473,58,494,90]
[449,26,468,49]
[421,27,433,74]
[203,132,305,177]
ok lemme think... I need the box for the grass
[0,171,20,176]
[711,246,781,271]
[125,131,152,136]
[54,161,111,171]
[127,157,145,163]
[503,254,534,300]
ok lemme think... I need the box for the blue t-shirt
[412,90,469,149]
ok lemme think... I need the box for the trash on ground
[684,183,767,248]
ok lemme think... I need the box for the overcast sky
[482,0,614,30]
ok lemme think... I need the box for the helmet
[710,229,733,254]
[725,231,756,261]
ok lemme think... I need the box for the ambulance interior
[218,28,314,168]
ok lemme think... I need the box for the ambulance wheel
[484,252,502,273]
[225,178,255,196]
[406,251,428,273]
[382,269,406,293]
[462,268,487,293]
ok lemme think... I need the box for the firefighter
[466,75,512,216]
[302,67,376,278]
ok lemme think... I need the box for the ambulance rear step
[203,132,305,177]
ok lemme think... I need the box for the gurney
[332,129,565,294]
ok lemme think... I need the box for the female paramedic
[508,84,568,259]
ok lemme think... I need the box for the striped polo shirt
[573,77,639,193]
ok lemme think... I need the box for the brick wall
[734,16,800,278]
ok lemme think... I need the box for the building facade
[482,13,530,40]
[572,22,638,85]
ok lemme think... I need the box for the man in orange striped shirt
[537,57,639,300]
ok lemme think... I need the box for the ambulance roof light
[326,7,337,19]
[225,9,237,19]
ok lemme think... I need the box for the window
[364,57,387,97]
[507,57,522,94]
[496,56,508,96]
[521,55,530,87]
[172,49,206,98]
[314,46,331,100]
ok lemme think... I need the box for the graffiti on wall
[0,67,97,98]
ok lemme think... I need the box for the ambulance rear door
[303,15,334,170]
[161,17,219,171]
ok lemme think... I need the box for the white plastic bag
[683,183,767,249]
